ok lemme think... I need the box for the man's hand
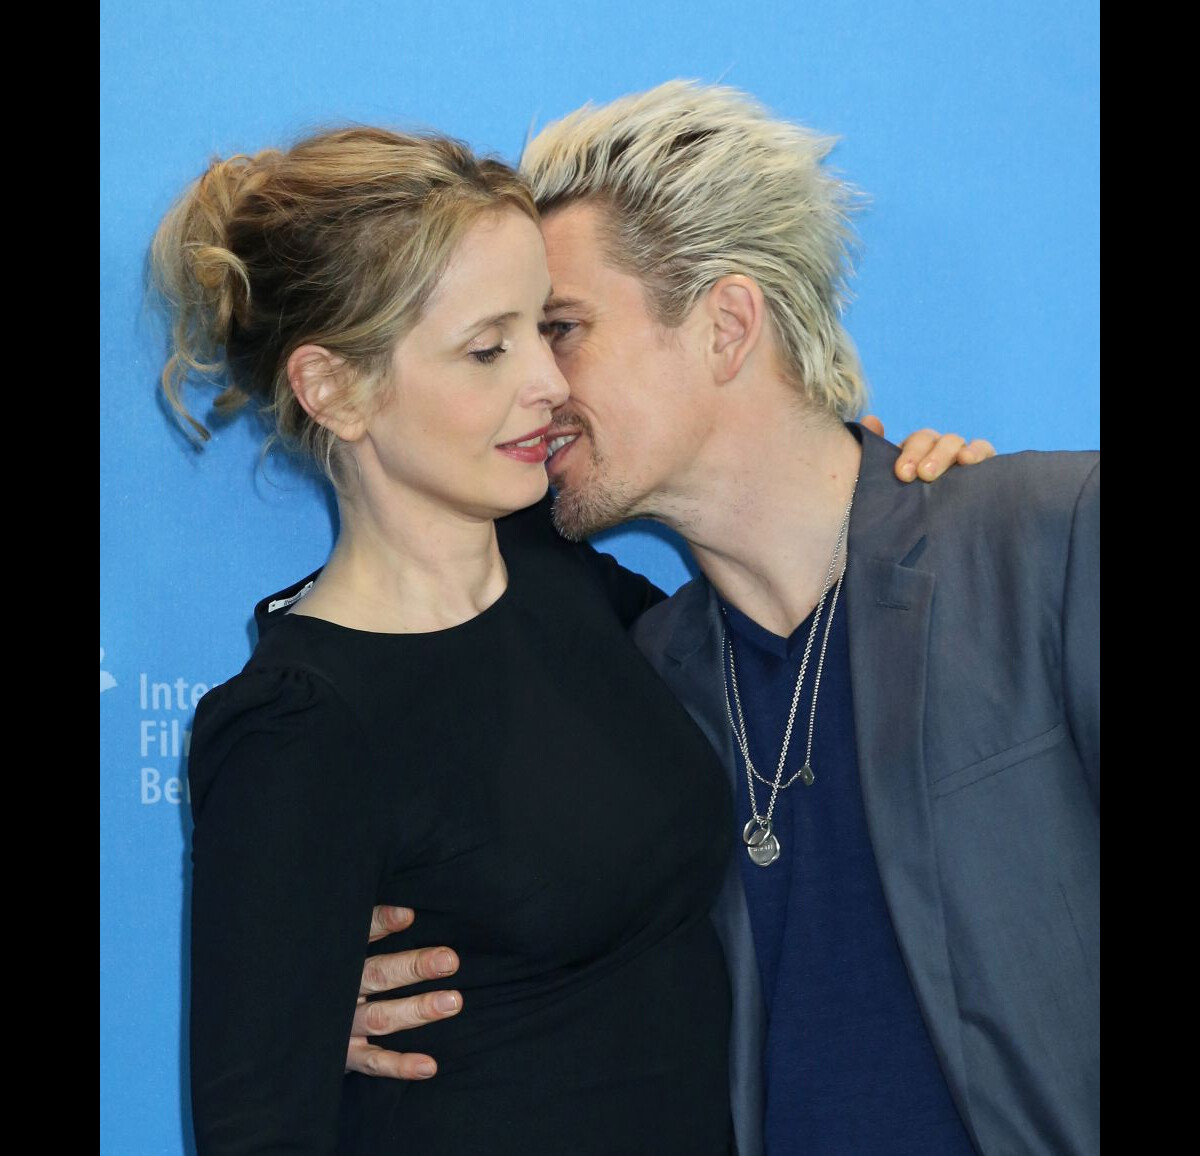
[346,905,462,1080]
[861,414,997,481]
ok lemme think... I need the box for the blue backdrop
[100,2,1099,1151]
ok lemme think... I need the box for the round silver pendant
[747,833,781,867]
[799,764,816,786]
[743,818,772,847]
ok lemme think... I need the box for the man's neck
[660,405,863,638]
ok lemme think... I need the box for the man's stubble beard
[549,450,641,542]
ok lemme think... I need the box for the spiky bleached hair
[521,80,868,418]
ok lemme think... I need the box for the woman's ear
[705,275,765,384]
[287,344,367,442]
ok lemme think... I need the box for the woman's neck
[290,489,509,634]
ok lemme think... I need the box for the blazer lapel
[662,581,739,793]
[660,582,766,1156]
[846,429,979,1147]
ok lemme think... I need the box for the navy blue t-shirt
[720,592,975,1154]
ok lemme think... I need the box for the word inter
[139,673,210,711]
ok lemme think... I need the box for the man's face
[541,202,711,540]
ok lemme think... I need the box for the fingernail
[920,460,936,478]
[900,462,917,480]
[434,992,461,1014]
[394,907,414,921]
[414,1060,436,1078]
[433,951,456,975]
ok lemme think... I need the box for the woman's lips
[496,426,551,464]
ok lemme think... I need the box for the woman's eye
[470,344,506,365]
[539,320,577,343]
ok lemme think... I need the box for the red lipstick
[496,424,551,464]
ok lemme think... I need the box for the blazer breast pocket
[930,721,1069,799]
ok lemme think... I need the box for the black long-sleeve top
[188,497,734,1153]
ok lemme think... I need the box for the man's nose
[527,344,571,408]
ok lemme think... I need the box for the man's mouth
[546,432,580,459]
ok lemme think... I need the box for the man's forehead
[542,223,602,310]
[541,202,614,264]
[542,201,663,323]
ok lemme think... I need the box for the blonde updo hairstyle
[152,126,538,481]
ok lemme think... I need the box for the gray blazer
[631,427,1100,1156]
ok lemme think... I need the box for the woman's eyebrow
[455,309,520,337]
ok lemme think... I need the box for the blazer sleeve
[1062,460,1100,797]
[188,668,383,1154]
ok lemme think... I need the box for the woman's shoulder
[193,647,362,764]
[197,650,344,721]
[498,494,667,626]
[187,656,366,817]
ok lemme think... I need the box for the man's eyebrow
[544,294,586,312]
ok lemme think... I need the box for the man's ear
[287,345,367,442]
[705,275,765,384]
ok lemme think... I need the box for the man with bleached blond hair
[349,82,1099,1155]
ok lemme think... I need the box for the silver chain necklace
[720,478,858,867]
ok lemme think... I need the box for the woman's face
[358,209,568,522]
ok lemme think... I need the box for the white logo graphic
[100,648,117,694]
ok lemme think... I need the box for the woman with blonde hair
[156,125,736,1154]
